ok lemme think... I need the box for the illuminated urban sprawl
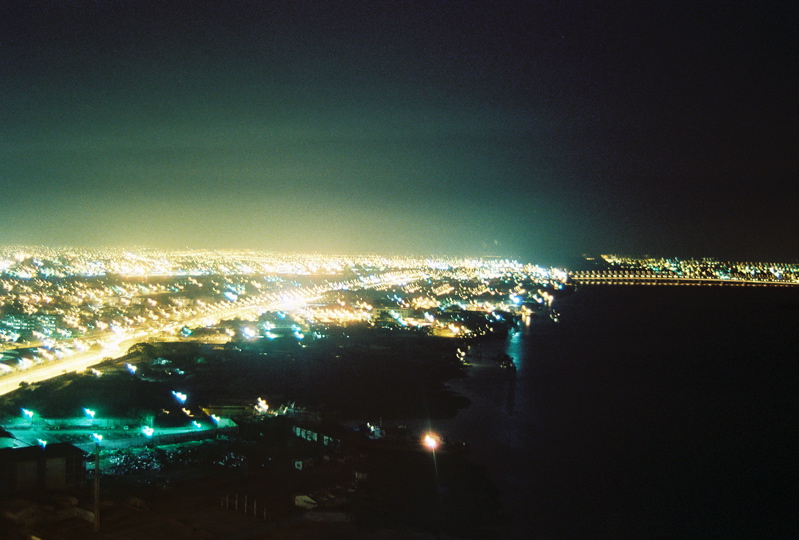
[2,246,796,390]
[0,246,567,388]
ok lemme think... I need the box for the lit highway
[570,275,798,286]
[0,293,318,397]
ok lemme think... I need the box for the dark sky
[1,1,796,265]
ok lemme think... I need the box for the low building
[0,427,20,449]
[290,417,365,460]
[0,443,86,494]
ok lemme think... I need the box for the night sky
[1,1,796,265]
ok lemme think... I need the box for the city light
[422,433,440,451]
[571,255,799,286]
[255,397,269,415]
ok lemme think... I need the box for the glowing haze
[1,1,796,264]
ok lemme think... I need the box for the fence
[221,493,273,521]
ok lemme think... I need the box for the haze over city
[2,1,796,265]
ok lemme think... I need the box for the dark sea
[440,286,799,538]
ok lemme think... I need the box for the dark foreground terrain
[1,325,504,538]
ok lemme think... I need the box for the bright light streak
[172,391,188,404]
[84,408,96,419]
[141,426,154,437]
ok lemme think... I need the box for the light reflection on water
[506,326,525,368]
[428,323,541,535]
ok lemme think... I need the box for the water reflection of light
[505,329,525,371]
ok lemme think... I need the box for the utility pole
[93,442,100,532]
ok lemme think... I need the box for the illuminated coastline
[3,245,795,394]
[0,245,567,393]
[572,254,799,286]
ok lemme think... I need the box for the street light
[255,397,269,415]
[422,430,443,528]
[91,433,102,532]
[422,433,440,451]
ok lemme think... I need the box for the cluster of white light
[575,255,799,284]
[1,246,572,376]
